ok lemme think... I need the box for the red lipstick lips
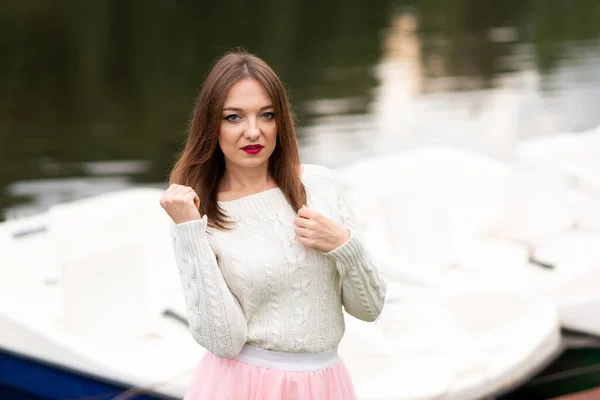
[242,144,264,155]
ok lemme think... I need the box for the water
[2,1,600,221]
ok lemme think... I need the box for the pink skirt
[184,344,357,400]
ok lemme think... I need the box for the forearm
[172,217,247,357]
[326,230,387,322]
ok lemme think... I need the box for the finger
[182,191,199,206]
[294,226,311,238]
[167,184,185,198]
[164,184,178,196]
[165,186,191,204]
[161,186,180,207]
[296,235,312,248]
[179,186,197,198]
[297,205,313,219]
[293,216,308,228]
[189,191,200,208]
[173,185,194,200]
[167,183,187,193]
[186,188,200,208]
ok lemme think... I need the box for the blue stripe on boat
[0,347,178,400]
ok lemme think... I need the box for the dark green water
[2,0,600,220]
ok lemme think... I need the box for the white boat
[515,124,600,202]
[0,189,200,399]
[343,283,560,400]
[335,145,600,336]
[0,188,561,399]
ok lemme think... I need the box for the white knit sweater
[171,164,387,358]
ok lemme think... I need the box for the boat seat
[47,188,181,316]
[340,282,560,400]
[61,242,158,343]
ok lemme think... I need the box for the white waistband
[233,344,340,371]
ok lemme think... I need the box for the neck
[221,162,275,192]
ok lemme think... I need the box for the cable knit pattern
[170,164,387,357]
[172,216,248,358]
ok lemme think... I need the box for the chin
[238,156,270,169]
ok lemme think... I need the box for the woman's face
[219,78,277,171]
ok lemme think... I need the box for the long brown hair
[169,49,306,229]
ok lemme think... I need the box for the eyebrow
[222,105,274,112]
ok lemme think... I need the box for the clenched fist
[159,184,201,224]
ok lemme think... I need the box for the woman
[160,50,387,399]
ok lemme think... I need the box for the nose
[244,118,260,141]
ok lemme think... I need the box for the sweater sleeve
[171,216,247,357]
[324,174,388,322]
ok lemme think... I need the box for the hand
[159,184,201,224]
[294,205,350,253]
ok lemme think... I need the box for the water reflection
[2,1,600,220]
[369,7,600,160]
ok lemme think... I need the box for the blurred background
[4,2,600,400]
[2,0,600,221]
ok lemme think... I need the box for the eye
[225,114,241,122]
[262,112,275,120]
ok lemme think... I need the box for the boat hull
[0,347,177,400]
[501,332,600,399]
